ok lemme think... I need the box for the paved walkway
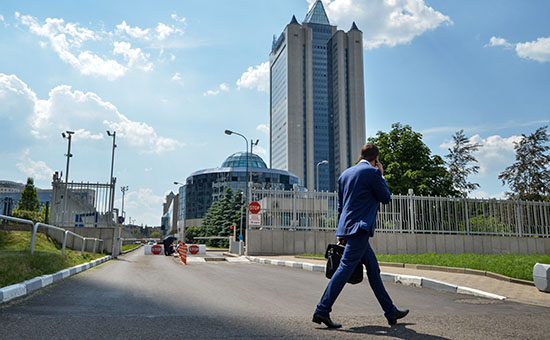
[254,255,550,308]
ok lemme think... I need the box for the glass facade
[271,42,288,170]
[309,22,332,192]
[180,152,301,220]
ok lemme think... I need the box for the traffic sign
[151,244,162,255]
[189,244,199,255]
[249,214,261,225]
[117,216,125,224]
[248,201,261,214]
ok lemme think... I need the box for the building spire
[290,15,298,25]
[304,0,330,25]
[350,21,359,31]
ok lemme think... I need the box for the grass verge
[122,244,141,252]
[0,230,105,288]
[298,252,550,281]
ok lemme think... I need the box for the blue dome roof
[221,152,267,169]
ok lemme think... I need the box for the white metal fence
[50,174,115,228]
[250,188,550,238]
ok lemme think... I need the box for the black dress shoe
[387,309,409,325]
[312,313,342,328]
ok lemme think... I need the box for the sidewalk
[253,255,550,308]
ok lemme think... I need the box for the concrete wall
[247,230,550,255]
[46,226,116,254]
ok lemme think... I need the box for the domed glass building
[178,152,301,225]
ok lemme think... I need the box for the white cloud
[515,37,550,63]
[16,13,127,80]
[113,41,153,71]
[256,123,270,135]
[16,14,187,79]
[469,190,507,200]
[123,188,165,226]
[171,72,182,81]
[487,36,550,63]
[253,145,267,156]
[170,53,176,61]
[171,13,186,23]
[203,83,230,96]
[0,73,182,153]
[306,0,452,49]
[219,83,230,92]
[486,36,512,48]
[441,134,521,177]
[115,20,150,39]
[16,149,54,181]
[237,62,269,92]
[156,22,174,40]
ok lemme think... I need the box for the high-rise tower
[269,0,366,192]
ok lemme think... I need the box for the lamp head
[224,130,233,135]
[61,132,66,138]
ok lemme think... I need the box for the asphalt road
[1,250,549,340]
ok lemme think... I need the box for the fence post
[62,230,69,255]
[408,189,415,233]
[30,222,40,255]
[516,200,523,237]
[100,240,104,254]
[44,201,50,224]
[81,238,86,256]
[93,239,97,253]
[464,198,470,235]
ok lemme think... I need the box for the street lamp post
[107,130,117,212]
[225,130,249,251]
[316,160,329,192]
[120,185,128,224]
[61,131,75,183]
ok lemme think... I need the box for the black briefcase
[324,244,364,285]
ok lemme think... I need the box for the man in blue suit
[313,144,409,328]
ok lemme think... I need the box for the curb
[246,256,506,301]
[296,256,534,287]
[122,244,143,255]
[0,255,112,305]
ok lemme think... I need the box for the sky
[0,0,549,226]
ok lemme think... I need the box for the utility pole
[62,131,75,183]
[107,130,117,213]
[121,186,128,224]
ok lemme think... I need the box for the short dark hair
[360,144,379,161]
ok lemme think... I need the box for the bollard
[178,241,188,265]
[534,263,550,292]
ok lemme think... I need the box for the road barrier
[178,241,188,265]
[0,214,104,256]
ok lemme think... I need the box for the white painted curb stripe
[1,255,112,304]
[247,257,507,301]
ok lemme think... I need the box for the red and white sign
[151,244,163,255]
[249,214,261,226]
[144,244,164,255]
[188,244,199,255]
[248,201,261,214]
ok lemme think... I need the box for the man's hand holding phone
[374,158,384,176]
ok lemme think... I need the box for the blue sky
[1,0,549,225]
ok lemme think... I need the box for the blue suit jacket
[335,161,391,238]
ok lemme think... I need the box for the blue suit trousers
[316,228,397,319]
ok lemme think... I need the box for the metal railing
[0,214,104,255]
[250,188,550,237]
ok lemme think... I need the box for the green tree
[445,130,482,197]
[200,187,247,247]
[498,126,550,201]
[18,178,40,211]
[11,177,48,222]
[368,123,459,196]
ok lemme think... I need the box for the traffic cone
[178,241,187,265]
